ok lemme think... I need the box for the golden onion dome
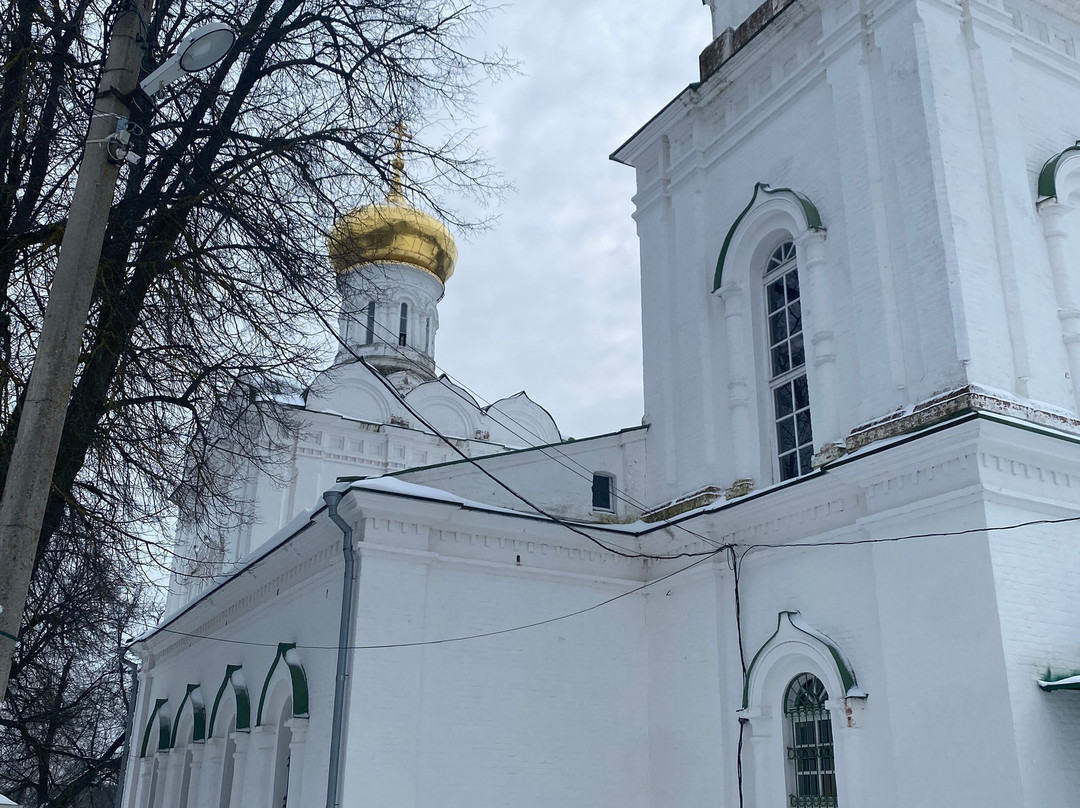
[328,201,457,284]
[328,132,457,283]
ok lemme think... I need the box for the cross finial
[389,122,410,203]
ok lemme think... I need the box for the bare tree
[0,0,503,801]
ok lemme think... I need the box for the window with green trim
[784,673,837,807]
[765,240,813,481]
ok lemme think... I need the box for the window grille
[784,673,837,808]
[398,302,408,346]
[765,240,813,480]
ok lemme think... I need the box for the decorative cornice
[642,486,725,523]
[846,385,1080,452]
[699,0,801,83]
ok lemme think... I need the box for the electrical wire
[147,513,1077,651]
[335,312,727,550]
[293,288,718,560]
[357,353,715,560]
[155,546,727,650]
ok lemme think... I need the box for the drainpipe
[323,489,361,808]
[113,656,139,808]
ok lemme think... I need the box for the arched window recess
[1036,140,1080,411]
[140,698,172,757]
[742,611,864,710]
[712,182,825,293]
[711,183,844,470]
[169,684,207,748]
[208,664,251,737]
[738,612,866,808]
[256,642,310,725]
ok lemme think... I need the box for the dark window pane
[796,410,813,446]
[779,452,798,480]
[791,333,805,368]
[772,345,790,376]
[767,279,786,313]
[799,445,814,475]
[794,375,810,409]
[777,416,796,453]
[774,384,794,417]
[592,474,612,510]
[785,268,800,301]
[788,300,802,335]
[769,311,788,344]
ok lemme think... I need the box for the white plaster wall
[397,426,649,520]
[642,567,726,807]
[338,527,650,808]
[979,419,1080,807]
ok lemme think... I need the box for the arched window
[784,673,837,807]
[398,302,408,346]
[364,301,376,346]
[764,240,813,481]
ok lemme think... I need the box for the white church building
[121,0,1080,806]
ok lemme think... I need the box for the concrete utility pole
[0,0,150,699]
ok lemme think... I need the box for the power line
[291,286,717,560]
[156,547,727,650]
[358,354,716,559]
[336,310,726,550]
[148,513,1079,652]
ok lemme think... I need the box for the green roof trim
[208,665,250,737]
[742,611,859,709]
[139,698,170,757]
[1038,141,1080,200]
[1038,670,1080,692]
[713,183,825,292]
[169,684,206,748]
[257,642,309,725]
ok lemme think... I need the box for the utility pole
[0,0,150,699]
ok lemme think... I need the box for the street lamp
[0,8,234,700]
[140,22,236,97]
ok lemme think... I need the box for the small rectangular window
[592,473,614,512]
[365,301,375,346]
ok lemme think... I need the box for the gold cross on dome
[389,122,411,203]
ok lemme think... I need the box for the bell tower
[616,0,1080,503]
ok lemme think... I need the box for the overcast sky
[433,1,712,439]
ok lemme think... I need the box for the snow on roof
[347,475,532,516]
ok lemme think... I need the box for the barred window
[784,673,837,807]
[398,302,408,346]
[765,240,813,481]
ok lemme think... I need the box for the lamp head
[140,22,236,96]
